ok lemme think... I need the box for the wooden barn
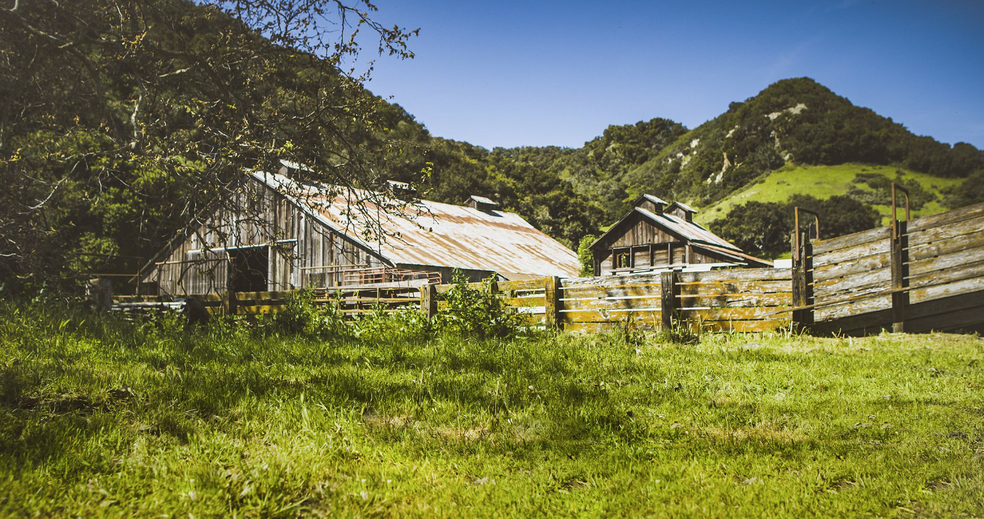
[140,167,580,297]
[589,194,771,276]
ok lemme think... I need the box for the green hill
[696,163,962,227]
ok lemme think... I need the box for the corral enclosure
[117,201,984,336]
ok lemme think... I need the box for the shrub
[271,290,346,339]
[435,271,524,340]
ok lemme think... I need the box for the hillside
[3,0,983,290]
[696,164,962,225]
[502,78,984,257]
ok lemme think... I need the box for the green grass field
[2,302,983,517]
[696,163,961,227]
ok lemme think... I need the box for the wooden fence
[801,202,984,335]
[113,200,984,336]
[115,268,794,333]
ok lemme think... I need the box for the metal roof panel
[253,172,580,279]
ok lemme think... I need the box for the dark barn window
[230,247,269,293]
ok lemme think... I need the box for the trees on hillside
[0,0,418,292]
[709,195,880,259]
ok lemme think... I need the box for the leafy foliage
[577,234,598,277]
[0,0,419,292]
[436,272,525,340]
[710,195,880,258]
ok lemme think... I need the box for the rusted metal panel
[254,172,579,280]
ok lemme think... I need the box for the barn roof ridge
[250,171,580,278]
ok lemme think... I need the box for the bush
[271,290,346,339]
[435,272,524,340]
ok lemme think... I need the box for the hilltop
[498,77,984,257]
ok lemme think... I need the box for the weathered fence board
[907,215,984,248]
[908,234,984,268]
[812,226,892,255]
[909,257,984,289]
[813,251,891,281]
[908,202,984,232]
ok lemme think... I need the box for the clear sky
[354,0,984,151]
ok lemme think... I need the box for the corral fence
[113,268,795,333]
[799,196,984,336]
[113,198,984,336]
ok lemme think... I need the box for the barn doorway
[229,246,269,293]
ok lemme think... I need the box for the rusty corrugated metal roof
[253,172,580,279]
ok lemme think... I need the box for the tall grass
[1,300,982,517]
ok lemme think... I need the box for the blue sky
[357,1,984,150]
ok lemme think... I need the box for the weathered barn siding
[596,218,722,275]
[146,177,386,296]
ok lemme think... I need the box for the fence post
[544,276,563,329]
[420,283,438,320]
[226,257,238,316]
[890,183,910,333]
[661,271,678,330]
[87,278,114,312]
[791,231,814,331]
[890,220,909,332]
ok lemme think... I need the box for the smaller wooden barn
[140,167,580,296]
[589,194,771,276]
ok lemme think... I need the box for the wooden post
[660,271,678,330]
[791,231,814,331]
[420,283,438,319]
[544,276,563,329]
[87,278,113,312]
[890,220,909,332]
[227,256,238,316]
[890,183,910,333]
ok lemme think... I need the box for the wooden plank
[909,243,984,274]
[562,295,663,312]
[906,305,984,333]
[564,321,660,333]
[676,268,793,283]
[810,308,894,337]
[560,280,662,297]
[693,320,789,333]
[561,272,663,289]
[675,279,793,294]
[812,239,890,269]
[677,292,792,308]
[814,250,891,281]
[559,284,663,301]
[813,268,892,295]
[908,201,984,232]
[909,260,984,289]
[907,215,984,248]
[501,296,548,308]
[911,277,984,304]
[561,309,662,324]
[816,295,892,322]
[340,297,418,305]
[498,278,547,293]
[812,226,891,255]
[906,290,984,321]
[681,306,792,321]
